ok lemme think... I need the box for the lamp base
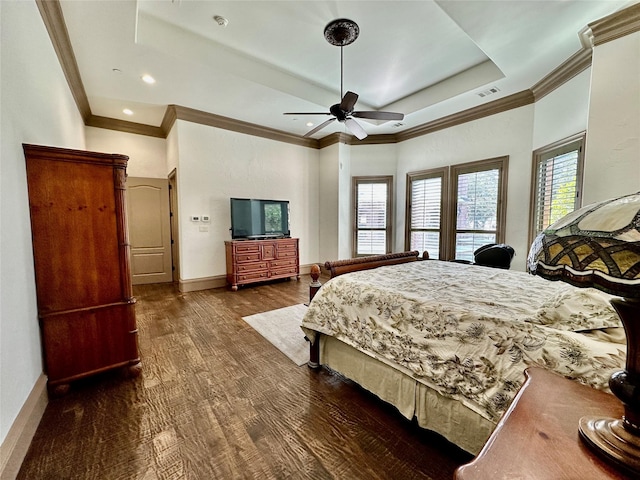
[579,416,640,473]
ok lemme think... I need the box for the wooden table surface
[455,367,634,479]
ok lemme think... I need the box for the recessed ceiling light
[123,108,134,115]
[141,74,156,84]
[306,122,314,127]
[112,68,122,74]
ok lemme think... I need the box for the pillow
[528,286,622,332]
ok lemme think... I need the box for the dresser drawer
[270,258,296,268]
[237,262,268,272]
[278,241,297,250]
[235,252,261,263]
[271,266,298,277]
[234,243,260,254]
[238,271,269,282]
[277,249,297,259]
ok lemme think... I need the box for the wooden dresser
[24,144,141,394]
[225,238,299,290]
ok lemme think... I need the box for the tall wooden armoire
[23,144,141,394]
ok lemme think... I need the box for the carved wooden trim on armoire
[23,144,141,395]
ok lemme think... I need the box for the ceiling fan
[284,19,404,140]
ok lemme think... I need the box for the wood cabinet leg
[49,382,70,397]
[127,361,142,378]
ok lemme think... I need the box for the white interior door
[126,177,173,285]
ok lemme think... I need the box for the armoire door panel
[27,158,123,312]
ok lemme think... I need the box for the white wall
[85,127,168,178]
[396,106,535,271]
[351,144,398,177]
[337,142,352,259]
[532,69,591,150]
[0,0,85,444]
[583,31,640,204]
[174,121,320,280]
[318,144,340,263]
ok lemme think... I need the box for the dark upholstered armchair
[453,244,515,269]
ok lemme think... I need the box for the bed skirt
[319,335,495,455]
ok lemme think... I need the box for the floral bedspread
[301,260,626,421]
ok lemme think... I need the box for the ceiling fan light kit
[284,18,404,140]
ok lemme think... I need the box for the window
[530,133,585,244]
[406,157,508,261]
[452,159,507,262]
[405,168,447,259]
[353,176,393,256]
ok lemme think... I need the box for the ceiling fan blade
[340,91,359,112]
[352,111,404,121]
[345,118,367,140]
[304,118,336,137]
[284,112,331,115]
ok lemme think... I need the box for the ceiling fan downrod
[283,17,403,140]
[324,18,359,99]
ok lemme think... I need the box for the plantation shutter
[454,168,500,261]
[533,144,582,235]
[409,174,443,258]
[354,178,392,256]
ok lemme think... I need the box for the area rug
[242,304,309,366]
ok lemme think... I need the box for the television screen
[230,198,290,239]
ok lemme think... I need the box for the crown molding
[318,133,353,148]
[588,2,640,46]
[160,105,178,137]
[39,0,634,150]
[36,0,91,122]
[85,115,164,138]
[167,105,319,149]
[531,47,592,101]
[396,90,535,142]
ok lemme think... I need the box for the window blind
[534,149,579,234]
[355,181,389,255]
[455,168,499,261]
[409,176,442,258]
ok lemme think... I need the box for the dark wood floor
[17,278,472,479]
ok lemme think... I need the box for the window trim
[405,156,508,261]
[352,175,394,257]
[528,132,585,246]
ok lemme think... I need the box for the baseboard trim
[178,265,315,293]
[0,374,48,479]
[179,275,227,292]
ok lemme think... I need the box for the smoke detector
[213,15,229,27]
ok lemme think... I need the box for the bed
[301,252,627,454]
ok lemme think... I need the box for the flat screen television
[230,198,290,240]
